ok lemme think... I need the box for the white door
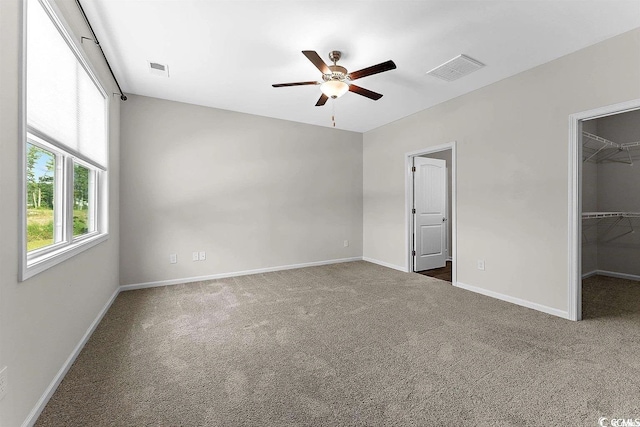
[413,157,447,271]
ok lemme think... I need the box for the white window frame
[20,0,110,281]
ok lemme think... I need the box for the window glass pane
[73,163,93,237]
[26,143,57,251]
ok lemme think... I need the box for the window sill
[21,233,109,281]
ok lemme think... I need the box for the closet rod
[75,0,127,101]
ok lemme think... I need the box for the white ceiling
[80,1,640,133]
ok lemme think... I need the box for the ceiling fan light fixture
[320,80,349,99]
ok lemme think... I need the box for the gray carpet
[36,262,640,426]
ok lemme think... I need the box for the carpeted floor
[36,262,640,426]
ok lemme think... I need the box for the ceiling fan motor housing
[328,50,342,63]
[323,64,348,83]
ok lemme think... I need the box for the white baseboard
[454,281,570,320]
[120,257,364,291]
[362,257,407,272]
[22,286,121,427]
[582,270,598,279]
[593,270,640,282]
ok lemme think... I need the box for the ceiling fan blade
[348,60,396,81]
[272,81,320,88]
[302,50,331,75]
[348,84,383,100]
[315,93,329,106]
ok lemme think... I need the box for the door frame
[405,142,457,284]
[568,99,640,321]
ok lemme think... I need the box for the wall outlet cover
[344,240,349,247]
[169,254,177,264]
[477,260,485,271]
[199,251,206,261]
[192,252,199,261]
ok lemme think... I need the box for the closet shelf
[582,131,640,165]
[582,212,640,244]
[582,212,640,219]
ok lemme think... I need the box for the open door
[413,157,447,271]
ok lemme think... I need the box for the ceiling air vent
[426,54,484,82]
[148,61,169,77]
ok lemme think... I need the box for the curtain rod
[75,0,127,101]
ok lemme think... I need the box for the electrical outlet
[169,254,177,264]
[343,240,349,247]
[199,251,206,261]
[192,252,199,261]
[477,260,485,271]
[0,366,7,401]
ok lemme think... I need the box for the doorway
[405,143,457,284]
[569,99,640,321]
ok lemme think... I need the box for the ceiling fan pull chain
[332,98,336,127]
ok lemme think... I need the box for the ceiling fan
[272,50,396,106]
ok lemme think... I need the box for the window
[21,0,108,280]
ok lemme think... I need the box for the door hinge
[411,166,416,172]
[412,250,416,256]
[412,208,416,214]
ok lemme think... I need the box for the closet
[581,109,640,290]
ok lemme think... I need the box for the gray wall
[363,29,640,313]
[595,109,640,276]
[0,1,121,426]
[119,95,363,286]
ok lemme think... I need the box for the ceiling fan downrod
[328,50,341,65]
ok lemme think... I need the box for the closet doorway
[570,100,640,321]
[405,143,457,284]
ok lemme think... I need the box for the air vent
[148,61,169,77]
[426,54,484,82]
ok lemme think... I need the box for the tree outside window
[26,143,56,251]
